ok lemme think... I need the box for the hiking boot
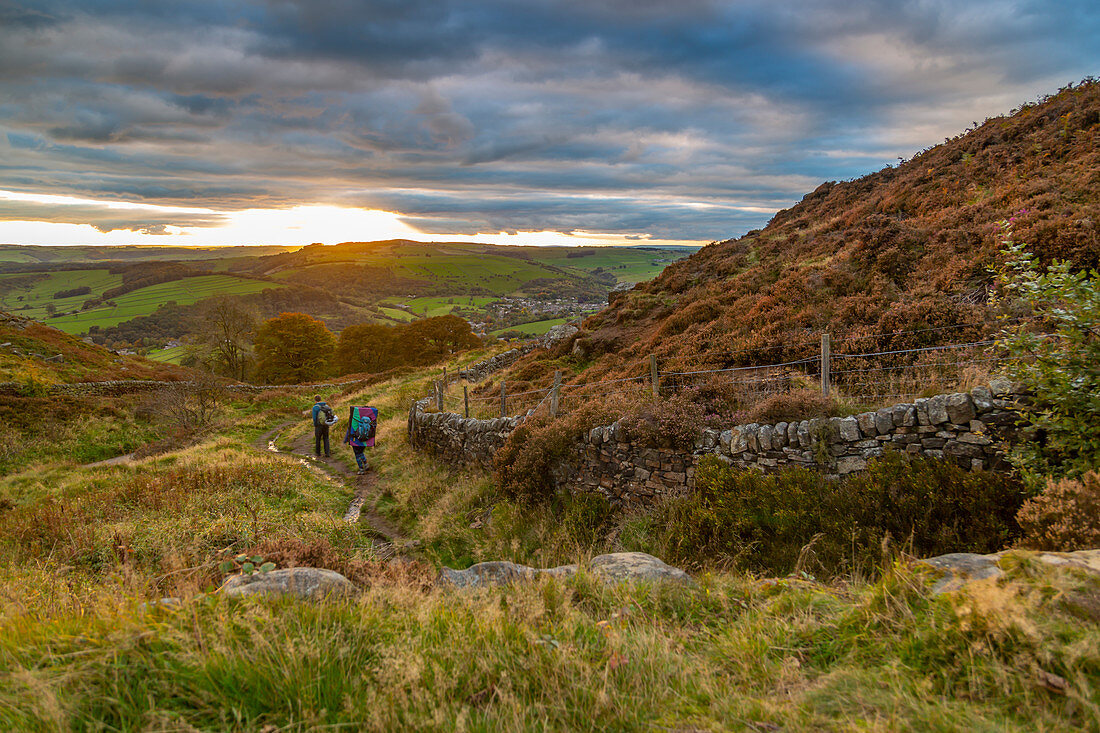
[356,468,366,475]
[324,453,331,458]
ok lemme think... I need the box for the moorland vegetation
[0,83,1098,730]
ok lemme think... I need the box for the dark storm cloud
[1,0,1099,242]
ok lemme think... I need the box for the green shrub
[623,452,1025,578]
[1016,471,1100,550]
[996,223,1100,477]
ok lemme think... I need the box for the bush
[494,397,628,505]
[746,389,834,424]
[619,391,715,451]
[1016,471,1100,550]
[996,224,1100,477]
[623,452,1025,578]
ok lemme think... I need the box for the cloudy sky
[1,0,1098,248]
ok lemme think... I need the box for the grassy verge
[0,558,1095,730]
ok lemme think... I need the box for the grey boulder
[436,552,693,589]
[590,552,695,586]
[220,568,356,600]
[437,561,577,589]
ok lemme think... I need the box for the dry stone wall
[407,397,520,468]
[409,380,1027,504]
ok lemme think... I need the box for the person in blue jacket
[311,395,335,457]
[344,405,376,475]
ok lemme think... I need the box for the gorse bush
[1016,471,1100,551]
[621,452,1025,578]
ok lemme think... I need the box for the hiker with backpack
[344,405,378,475]
[311,395,337,458]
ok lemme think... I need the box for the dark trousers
[353,445,368,470]
[314,424,330,456]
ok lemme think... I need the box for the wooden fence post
[821,332,831,398]
[435,380,444,411]
[443,366,447,385]
[464,385,469,418]
[649,354,659,399]
[550,370,561,418]
[500,380,507,417]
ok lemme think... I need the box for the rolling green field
[403,295,497,317]
[44,275,280,334]
[491,316,574,336]
[0,244,294,264]
[535,246,695,284]
[0,269,123,316]
[378,306,416,322]
[145,344,190,364]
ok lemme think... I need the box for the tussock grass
[0,563,1095,730]
[0,353,1096,730]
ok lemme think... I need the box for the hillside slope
[568,80,1099,378]
[0,311,190,384]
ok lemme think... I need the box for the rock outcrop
[436,552,692,589]
[220,568,356,600]
[917,549,1100,594]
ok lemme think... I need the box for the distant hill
[0,311,191,383]
[0,241,696,352]
[561,80,1100,380]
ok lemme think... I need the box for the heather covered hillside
[568,81,1100,379]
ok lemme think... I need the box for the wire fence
[420,320,1035,421]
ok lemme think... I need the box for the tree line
[174,298,483,384]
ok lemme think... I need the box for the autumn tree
[333,314,481,376]
[198,295,256,381]
[334,323,397,375]
[253,312,335,384]
[399,314,481,364]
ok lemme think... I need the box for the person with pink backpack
[344,405,378,474]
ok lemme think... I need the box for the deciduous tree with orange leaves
[253,312,335,384]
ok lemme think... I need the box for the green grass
[0,269,123,315]
[491,316,574,336]
[145,344,190,364]
[404,295,497,317]
[44,275,280,334]
[378,306,416,322]
[0,347,1092,730]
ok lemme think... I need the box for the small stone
[773,422,788,447]
[836,455,867,474]
[970,386,994,412]
[836,416,861,442]
[874,408,893,435]
[945,393,976,424]
[926,394,949,425]
[856,411,878,436]
[958,432,992,446]
[758,424,775,452]
[891,404,918,427]
[797,420,811,448]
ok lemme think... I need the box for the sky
[0,0,1098,249]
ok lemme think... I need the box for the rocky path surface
[253,421,404,548]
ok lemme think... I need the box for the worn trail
[253,421,404,547]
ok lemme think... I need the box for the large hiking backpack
[320,404,335,424]
[348,406,378,446]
